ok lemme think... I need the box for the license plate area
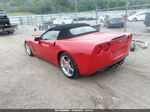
[112,46,126,59]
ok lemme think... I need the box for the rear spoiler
[112,34,126,40]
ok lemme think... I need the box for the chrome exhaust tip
[112,64,119,69]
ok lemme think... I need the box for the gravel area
[0,22,150,109]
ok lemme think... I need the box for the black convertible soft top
[50,23,90,31]
[47,23,98,39]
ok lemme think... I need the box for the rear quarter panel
[56,40,96,74]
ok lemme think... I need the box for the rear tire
[59,52,79,79]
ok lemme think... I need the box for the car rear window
[113,18,123,21]
[70,26,96,35]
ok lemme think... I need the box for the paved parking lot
[0,22,150,109]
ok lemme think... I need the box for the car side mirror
[34,37,40,41]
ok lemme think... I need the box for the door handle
[53,42,56,46]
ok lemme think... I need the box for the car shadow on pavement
[27,54,125,81]
[0,32,16,36]
[79,67,121,81]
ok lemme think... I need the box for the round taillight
[103,43,111,51]
[94,46,102,54]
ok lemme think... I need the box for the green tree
[1,0,149,14]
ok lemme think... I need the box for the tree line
[0,0,150,14]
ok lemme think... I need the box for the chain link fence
[5,3,150,35]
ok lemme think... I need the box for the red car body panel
[26,32,132,75]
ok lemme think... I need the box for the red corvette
[25,23,132,79]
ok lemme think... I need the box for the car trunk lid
[68,32,130,43]
[68,32,132,59]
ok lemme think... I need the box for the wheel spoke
[68,65,74,72]
[60,55,74,77]
[61,64,67,68]
[62,56,68,64]
[67,59,70,63]
[61,57,67,67]
[66,67,70,74]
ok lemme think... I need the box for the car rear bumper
[74,40,131,76]
[78,54,129,76]
[108,23,124,27]
[98,55,127,71]
[0,27,15,33]
[0,25,17,33]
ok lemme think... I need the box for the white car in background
[53,18,73,25]
[128,12,147,22]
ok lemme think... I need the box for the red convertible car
[25,23,132,79]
